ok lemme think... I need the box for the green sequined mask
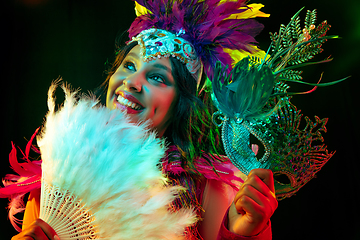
[211,8,347,200]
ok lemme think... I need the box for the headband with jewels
[211,8,348,200]
[127,0,270,86]
[129,28,203,84]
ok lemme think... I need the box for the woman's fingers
[235,169,276,208]
[248,169,278,215]
[236,183,269,208]
[249,169,275,194]
[34,219,58,240]
[235,193,263,218]
[11,219,58,240]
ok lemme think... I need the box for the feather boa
[36,83,196,239]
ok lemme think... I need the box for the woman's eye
[124,61,136,71]
[149,75,165,84]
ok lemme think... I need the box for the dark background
[1,0,359,239]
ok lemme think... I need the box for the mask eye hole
[249,134,265,160]
[274,173,291,185]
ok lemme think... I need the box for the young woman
[6,1,280,239]
[11,41,278,240]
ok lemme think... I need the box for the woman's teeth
[117,95,142,110]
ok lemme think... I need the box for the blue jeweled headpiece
[129,28,203,84]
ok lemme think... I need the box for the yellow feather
[134,1,151,16]
[226,3,270,20]
[224,46,268,66]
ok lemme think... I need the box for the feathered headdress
[211,8,348,200]
[128,0,269,84]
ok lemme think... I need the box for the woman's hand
[228,169,278,237]
[11,219,59,240]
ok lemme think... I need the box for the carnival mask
[212,9,346,200]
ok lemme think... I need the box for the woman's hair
[101,41,225,171]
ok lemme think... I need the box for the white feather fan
[36,83,196,240]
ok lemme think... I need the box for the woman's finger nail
[54,235,60,240]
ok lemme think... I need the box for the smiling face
[106,45,178,137]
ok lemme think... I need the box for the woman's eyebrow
[153,63,171,73]
[126,52,139,58]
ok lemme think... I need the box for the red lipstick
[114,91,144,114]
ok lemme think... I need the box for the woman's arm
[198,178,236,240]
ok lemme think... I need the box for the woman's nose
[123,73,142,92]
